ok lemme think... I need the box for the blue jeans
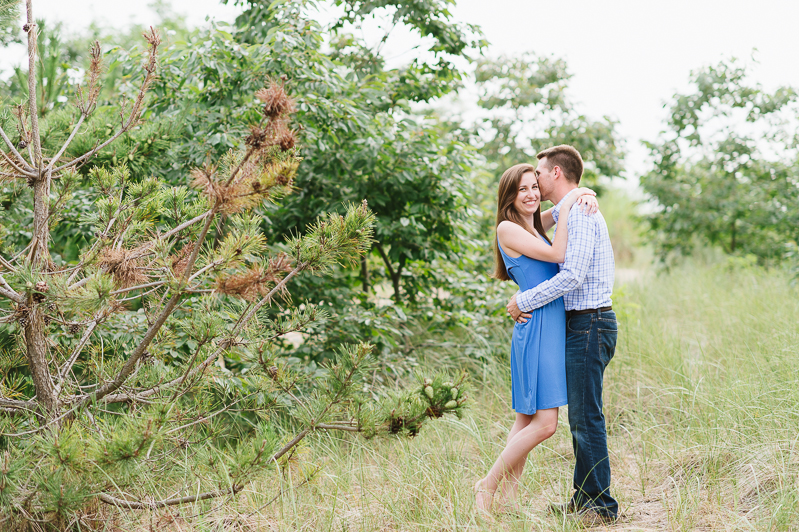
[565,309,618,518]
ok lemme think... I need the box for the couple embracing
[475,145,618,526]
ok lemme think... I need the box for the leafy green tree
[474,52,625,189]
[0,0,20,46]
[7,20,70,117]
[641,59,799,263]
[148,0,484,302]
[0,2,466,526]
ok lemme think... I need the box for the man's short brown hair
[536,145,584,185]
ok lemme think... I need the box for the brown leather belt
[566,306,612,319]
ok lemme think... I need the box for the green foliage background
[1,0,798,525]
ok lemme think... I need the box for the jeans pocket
[567,316,591,335]
[598,327,618,366]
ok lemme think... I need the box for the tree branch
[0,124,34,173]
[45,113,86,172]
[80,212,216,408]
[52,28,161,174]
[187,259,224,283]
[0,255,16,272]
[100,348,217,404]
[0,397,36,413]
[109,280,165,296]
[102,262,307,405]
[374,242,395,279]
[0,273,23,303]
[25,1,43,166]
[57,316,100,386]
[161,209,214,240]
[316,423,359,432]
[98,489,234,510]
[98,425,315,510]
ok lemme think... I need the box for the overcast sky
[3,0,799,183]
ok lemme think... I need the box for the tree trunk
[22,0,58,418]
[374,242,401,301]
[24,306,57,416]
[730,219,736,253]
[360,255,369,294]
[25,1,43,167]
[390,269,401,301]
[29,174,51,267]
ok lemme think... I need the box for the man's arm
[513,209,596,313]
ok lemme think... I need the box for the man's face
[535,157,555,201]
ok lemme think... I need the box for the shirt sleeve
[516,208,596,312]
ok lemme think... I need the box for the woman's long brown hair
[492,164,552,281]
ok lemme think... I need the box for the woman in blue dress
[475,163,597,513]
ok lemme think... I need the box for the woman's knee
[536,410,559,440]
[541,420,558,440]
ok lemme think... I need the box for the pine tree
[0,1,467,526]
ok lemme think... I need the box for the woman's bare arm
[541,195,598,233]
[498,188,595,263]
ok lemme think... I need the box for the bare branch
[234,263,305,331]
[25,2,43,166]
[1,149,35,176]
[45,114,86,172]
[0,125,34,172]
[67,276,92,291]
[52,28,161,174]
[109,280,165,296]
[57,316,100,385]
[316,423,359,432]
[160,209,214,240]
[80,211,216,408]
[10,240,33,262]
[224,146,256,187]
[0,273,23,303]
[0,255,17,272]
[99,488,235,510]
[0,397,36,413]
[99,425,314,509]
[165,392,258,434]
[187,259,224,283]
[102,262,307,405]
[100,352,216,403]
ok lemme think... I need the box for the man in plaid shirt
[507,145,619,525]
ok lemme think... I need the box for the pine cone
[266,366,278,380]
[69,323,81,335]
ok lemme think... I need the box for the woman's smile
[513,171,541,216]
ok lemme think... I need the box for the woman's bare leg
[497,413,533,504]
[476,408,559,510]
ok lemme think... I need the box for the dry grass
[108,262,798,531]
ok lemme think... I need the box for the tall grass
[608,262,799,531]
[112,262,798,531]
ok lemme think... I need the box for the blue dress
[498,240,568,415]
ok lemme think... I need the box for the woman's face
[513,171,540,216]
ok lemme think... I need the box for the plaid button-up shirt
[516,193,615,312]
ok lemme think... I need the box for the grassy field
[113,261,799,531]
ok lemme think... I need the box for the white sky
[3,0,799,183]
